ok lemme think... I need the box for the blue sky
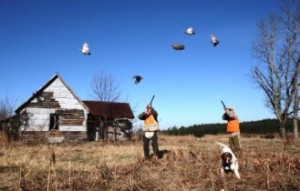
[0,0,282,129]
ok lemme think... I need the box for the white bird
[80,42,91,55]
[185,27,195,35]
[210,35,219,47]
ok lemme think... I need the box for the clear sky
[0,0,283,129]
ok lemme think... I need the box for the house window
[49,114,59,131]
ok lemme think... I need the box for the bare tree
[90,71,121,102]
[291,57,300,139]
[251,0,300,138]
[285,1,300,139]
[90,71,122,140]
[0,96,16,120]
[0,95,17,142]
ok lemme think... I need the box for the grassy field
[0,134,300,191]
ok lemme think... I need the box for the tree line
[161,118,297,138]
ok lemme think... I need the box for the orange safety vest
[143,114,158,131]
[227,119,240,133]
[144,114,156,125]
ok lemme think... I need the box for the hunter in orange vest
[222,107,242,157]
[138,104,159,159]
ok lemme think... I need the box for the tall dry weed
[0,135,300,190]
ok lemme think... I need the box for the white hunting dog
[216,142,240,179]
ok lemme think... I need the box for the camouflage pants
[229,132,242,158]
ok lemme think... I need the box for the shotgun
[221,100,227,110]
[150,95,155,106]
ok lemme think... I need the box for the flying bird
[133,75,143,84]
[80,42,91,55]
[210,35,219,47]
[172,43,185,51]
[185,27,195,35]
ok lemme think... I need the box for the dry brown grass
[0,134,300,191]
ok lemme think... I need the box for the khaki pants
[229,132,242,158]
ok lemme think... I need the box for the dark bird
[185,27,195,35]
[80,42,91,55]
[133,75,143,84]
[172,43,185,50]
[210,35,219,47]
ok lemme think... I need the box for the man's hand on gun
[145,104,152,115]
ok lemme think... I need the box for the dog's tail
[215,142,228,148]
[216,142,237,160]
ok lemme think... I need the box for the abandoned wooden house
[1,73,134,143]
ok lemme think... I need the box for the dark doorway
[49,114,59,131]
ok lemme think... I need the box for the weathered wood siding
[86,117,132,141]
[55,109,85,130]
[26,92,60,108]
[19,78,88,132]
[21,131,87,144]
[107,125,125,140]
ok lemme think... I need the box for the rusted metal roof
[82,101,134,119]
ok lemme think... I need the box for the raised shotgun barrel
[221,100,227,110]
[150,95,155,106]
